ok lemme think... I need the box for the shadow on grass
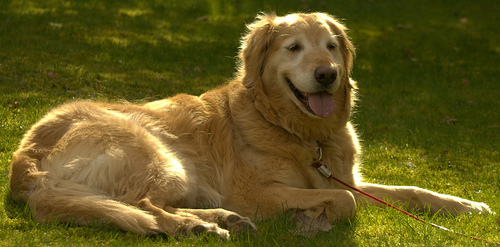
[3,183,358,245]
[1,1,257,101]
[3,187,33,231]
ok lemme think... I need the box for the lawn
[1,0,498,246]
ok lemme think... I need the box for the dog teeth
[286,78,308,103]
[286,78,316,115]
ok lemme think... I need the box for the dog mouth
[286,77,336,118]
[287,78,312,112]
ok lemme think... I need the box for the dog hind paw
[187,223,230,241]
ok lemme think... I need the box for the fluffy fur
[9,12,490,239]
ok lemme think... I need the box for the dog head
[238,12,356,139]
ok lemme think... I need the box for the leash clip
[315,163,332,178]
[315,145,323,162]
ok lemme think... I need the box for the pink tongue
[308,92,335,118]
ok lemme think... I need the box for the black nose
[314,66,337,86]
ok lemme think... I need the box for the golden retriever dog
[9,12,491,240]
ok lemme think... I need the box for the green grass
[1,0,499,246]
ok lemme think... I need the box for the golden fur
[9,12,490,239]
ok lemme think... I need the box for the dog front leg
[248,186,357,222]
[355,183,491,215]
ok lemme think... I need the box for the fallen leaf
[497,216,500,225]
[397,23,413,29]
[49,22,63,28]
[462,79,470,86]
[47,72,58,80]
[402,48,418,61]
[8,101,19,108]
[443,116,457,124]
[405,161,416,168]
[289,209,333,237]
[403,48,412,58]
[196,15,209,21]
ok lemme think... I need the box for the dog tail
[30,179,160,234]
[9,153,160,235]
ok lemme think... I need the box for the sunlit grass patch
[1,0,498,246]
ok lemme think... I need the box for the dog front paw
[217,213,258,235]
[467,201,493,215]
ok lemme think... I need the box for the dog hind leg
[29,179,161,234]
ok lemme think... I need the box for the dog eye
[287,44,300,51]
[327,43,337,50]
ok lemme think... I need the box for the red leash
[312,161,500,245]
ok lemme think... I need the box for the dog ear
[318,13,356,87]
[238,13,278,89]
